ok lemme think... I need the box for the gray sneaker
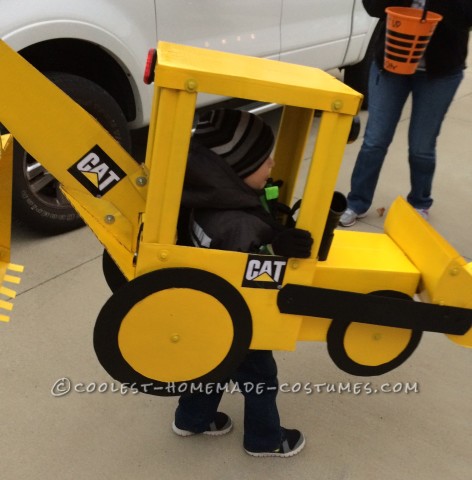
[414,208,429,221]
[339,208,367,227]
[172,412,233,437]
[244,428,306,458]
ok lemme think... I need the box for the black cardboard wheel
[94,268,252,396]
[327,291,423,376]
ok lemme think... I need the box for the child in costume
[173,109,313,457]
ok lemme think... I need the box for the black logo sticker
[242,255,287,289]
[68,145,126,197]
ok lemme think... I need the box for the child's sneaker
[172,412,233,437]
[244,428,305,458]
[339,208,367,227]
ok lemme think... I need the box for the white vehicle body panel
[0,0,376,128]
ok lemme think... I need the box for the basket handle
[421,0,430,22]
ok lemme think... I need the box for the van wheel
[12,72,131,234]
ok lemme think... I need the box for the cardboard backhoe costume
[0,40,470,395]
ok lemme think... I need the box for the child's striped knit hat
[193,109,275,178]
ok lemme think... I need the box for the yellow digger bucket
[0,134,23,322]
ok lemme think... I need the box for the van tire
[12,72,131,235]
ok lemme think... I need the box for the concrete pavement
[1,57,471,479]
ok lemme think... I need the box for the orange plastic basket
[384,7,443,75]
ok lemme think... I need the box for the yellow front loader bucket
[0,134,23,322]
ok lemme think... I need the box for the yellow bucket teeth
[1,134,24,323]
[0,264,24,323]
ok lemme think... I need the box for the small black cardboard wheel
[327,291,423,376]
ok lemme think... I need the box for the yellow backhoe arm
[0,40,147,281]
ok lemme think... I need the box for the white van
[1,0,378,233]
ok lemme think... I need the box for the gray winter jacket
[180,141,281,253]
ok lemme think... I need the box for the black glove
[271,228,313,258]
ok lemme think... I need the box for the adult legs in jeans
[347,62,411,214]
[347,62,463,214]
[406,70,463,208]
[174,350,281,451]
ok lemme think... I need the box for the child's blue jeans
[174,349,282,452]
